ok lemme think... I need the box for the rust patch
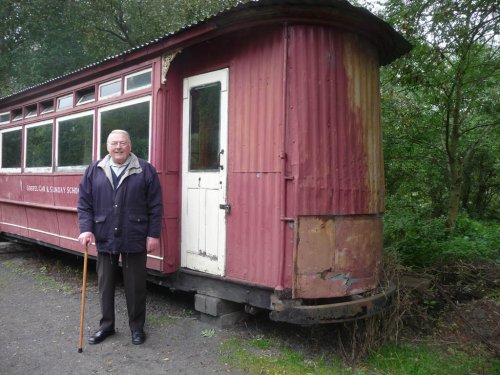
[294,215,382,299]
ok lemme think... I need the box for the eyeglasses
[108,141,129,147]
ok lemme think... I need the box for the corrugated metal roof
[0,0,410,103]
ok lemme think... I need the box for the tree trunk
[445,61,466,232]
[447,174,461,231]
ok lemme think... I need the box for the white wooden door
[181,69,228,275]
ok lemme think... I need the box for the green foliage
[248,335,273,350]
[384,196,499,267]
[0,0,247,96]
[366,343,496,375]
[220,337,497,374]
[380,0,499,231]
[219,337,343,374]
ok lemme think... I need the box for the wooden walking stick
[78,244,89,353]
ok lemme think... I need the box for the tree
[381,0,499,231]
[0,0,246,96]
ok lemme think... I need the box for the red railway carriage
[0,0,410,324]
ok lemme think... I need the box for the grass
[3,259,78,294]
[146,313,175,326]
[365,343,498,375]
[220,336,346,374]
[219,336,499,375]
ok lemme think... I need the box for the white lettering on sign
[25,185,79,194]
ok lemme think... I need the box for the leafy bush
[384,198,499,267]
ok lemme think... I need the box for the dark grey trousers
[97,251,147,332]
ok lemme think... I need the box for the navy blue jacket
[78,153,163,254]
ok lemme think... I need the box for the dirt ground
[0,241,346,375]
[0,242,264,375]
[0,240,498,375]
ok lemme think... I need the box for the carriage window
[12,109,22,121]
[25,105,37,118]
[57,94,73,110]
[40,100,54,114]
[57,112,93,170]
[76,87,95,105]
[99,79,121,99]
[1,127,22,170]
[25,121,53,171]
[189,83,221,170]
[99,97,150,160]
[125,69,152,92]
[0,112,10,124]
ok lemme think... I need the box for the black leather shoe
[88,329,115,345]
[131,330,146,345]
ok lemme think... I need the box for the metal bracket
[219,203,231,214]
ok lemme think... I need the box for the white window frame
[99,78,122,100]
[57,94,73,111]
[0,112,10,125]
[55,111,94,172]
[41,102,54,115]
[125,68,152,93]
[24,120,53,173]
[98,96,152,161]
[0,126,23,173]
[76,88,96,106]
[25,106,37,118]
[12,110,23,121]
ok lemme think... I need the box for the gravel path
[0,242,252,374]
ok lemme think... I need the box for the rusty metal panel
[287,26,384,216]
[294,215,382,298]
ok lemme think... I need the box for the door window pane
[58,114,93,167]
[189,83,221,170]
[26,123,53,168]
[1,129,22,168]
[100,99,150,160]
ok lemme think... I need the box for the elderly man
[78,129,163,345]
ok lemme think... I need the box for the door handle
[218,149,224,170]
[219,203,231,214]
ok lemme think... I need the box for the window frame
[125,68,152,93]
[55,110,95,172]
[76,87,96,106]
[99,78,122,100]
[24,120,54,173]
[11,109,23,122]
[0,126,23,172]
[98,95,152,161]
[0,112,10,125]
[25,105,38,118]
[40,100,55,115]
[57,94,73,111]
